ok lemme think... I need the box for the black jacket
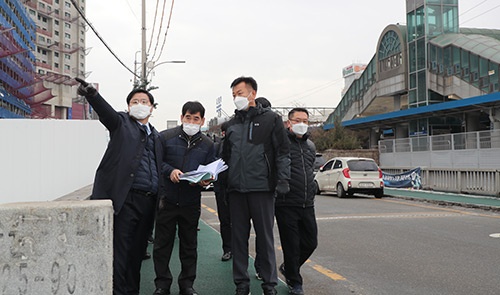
[222,105,290,193]
[275,131,316,207]
[85,93,163,214]
[159,126,215,207]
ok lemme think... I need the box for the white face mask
[129,104,151,120]
[183,123,200,136]
[234,95,250,111]
[291,122,308,136]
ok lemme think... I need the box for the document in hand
[178,159,228,184]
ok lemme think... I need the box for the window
[54,52,59,57]
[64,54,71,60]
[55,62,59,68]
[64,64,70,70]
[65,33,71,39]
[65,2,71,8]
[55,19,59,25]
[55,30,59,36]
[65,23,71,29]
[322,160,334,171]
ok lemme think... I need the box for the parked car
[314,157,384,198]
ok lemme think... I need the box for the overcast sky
[85,0,500,129]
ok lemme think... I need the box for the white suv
[314,157,384,198]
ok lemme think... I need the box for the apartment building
[23,0,87,119]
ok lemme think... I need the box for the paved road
[201,191,500,295]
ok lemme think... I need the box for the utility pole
[140,0,147,89]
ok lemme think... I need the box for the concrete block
[0,200,113,294]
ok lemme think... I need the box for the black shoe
[262,288,277,295]
[289,284,304,295]
[143,251,151,260]
[153,287,170,295]
[179,287,198,295]
[221,251,232,261]
[235,286,250,295]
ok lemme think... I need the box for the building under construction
[1,0,87,119]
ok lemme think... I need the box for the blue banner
[383,167,422,189]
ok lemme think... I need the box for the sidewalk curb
[383,188,500,212]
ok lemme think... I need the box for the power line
[70,0,139,78]
[459,0,488,17]
[124,0,141,25]
[149,0,170,61]
[461,3,500,25]
[146,0,161,55]
[154,0,175,63]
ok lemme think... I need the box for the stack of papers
[179,159,228,184]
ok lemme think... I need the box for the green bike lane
[140,220,289,295]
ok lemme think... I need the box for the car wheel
[336,183,346,198]
[374,190,384,198]
[314,180,321,195]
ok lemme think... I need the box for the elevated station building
[324,0,500,196]
[325,0,500,146]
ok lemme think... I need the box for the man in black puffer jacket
[222,76,290,295]
[275,108,318,295]
[152,101,215,295]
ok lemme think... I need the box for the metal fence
[379,130,500,197]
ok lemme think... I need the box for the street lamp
[137,60,185,91]
[146,60,185,76]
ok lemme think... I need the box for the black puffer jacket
[275,131,316,207]
[159,126,216,207]
[222,105,290,193]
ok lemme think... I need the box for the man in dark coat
[213,122,232,262]
[152,101,215,295]
[76,78,163,295]
[222,76,290,295]
[275,108,318,295]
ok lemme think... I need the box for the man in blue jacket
[152,101,215,295]
[76,79,163,295]
[275,108,318,295]
[222,77,290,295]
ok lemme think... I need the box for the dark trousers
[215,190,232,253]
[229,191,277,291]
[153,203,201,290]
[275,206,318,287]
[113,191,156,295]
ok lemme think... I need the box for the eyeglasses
[289,118,309,124]
[129,99,151,105]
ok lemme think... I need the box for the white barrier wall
[0,119,108,203]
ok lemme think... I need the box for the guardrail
[379,130,500,197]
